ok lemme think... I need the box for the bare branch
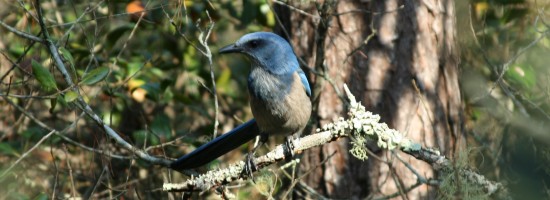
[196,11,219,139]
[0,19,44,43]
[0,130,55,178]
[271,0,319,19]
[163,85,507,198]
[0,92,131,160]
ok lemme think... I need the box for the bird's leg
[243,132,268,180]
[283,136,295,162]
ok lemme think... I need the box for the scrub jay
[171,32,312,171]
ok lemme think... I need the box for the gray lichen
[317,85,421,160]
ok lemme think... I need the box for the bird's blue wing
[297,69,311,96]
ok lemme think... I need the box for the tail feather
[170,119,260,170]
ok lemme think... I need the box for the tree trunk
[275,0,463,199]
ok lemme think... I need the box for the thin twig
[0,37,39,83]
[89,166,108,198]
[0,92,131,159]
[160,3,205,55]
[281,152,336,199]
[57,1,105,47]
[50,139,59,199]
[394,151,428,184]
[373,179,439,200]
[145,136,186,152]
[0,130,55,178]
[197,11,219,139]
[63,144,78,198]
[46,3,170,28]
[113,11,145,68]
[0,19,44,43]
[271,0,319,19]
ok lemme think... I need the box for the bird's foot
[242,133,267,182]
[242,152,257,182]
[283,137,295,162]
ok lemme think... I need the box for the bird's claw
[242,152,257,182]
[283,137,295,162]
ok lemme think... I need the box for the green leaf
[151,113,171,137]
[82,67,110,85]
[239,0,259,28]
[50,97,57,113]
[31,60,57,92]
[506,65,536,89]
[0,143,18,156]
[33,193,48,200]
[59,47,74,67]
[132,130,160,146]
[59,47,76,77]
[140,82,161,101]
[56,94,68,107]
[106,25,134,47]
[64,91,78,102]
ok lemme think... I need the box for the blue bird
[171,32,312,171]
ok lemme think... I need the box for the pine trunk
[275,0,463,199]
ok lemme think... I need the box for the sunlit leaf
[9,44,25,57]
[474,2,489,18]
[216,67,232,86]
[132,88,147,102]
[184,47,200,71]
[31,60,57,92]
[82,67,110,85]
[216,67,236,95]
[127,62,142,77]
[506,65,536,89]
[258,3,275,27]
[128,79,146,90]
[126,1,146,17]
[64,91,79,102]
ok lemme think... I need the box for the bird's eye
[249,40,259,48]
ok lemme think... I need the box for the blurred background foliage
[0,0,548,199]
[458,0,550,199]
[0,1,277,199]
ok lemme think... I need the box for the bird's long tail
[170,119,260,170]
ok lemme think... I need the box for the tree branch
[0,19,44,43]
[163,85,508,198]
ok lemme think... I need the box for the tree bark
[275,0,463,199]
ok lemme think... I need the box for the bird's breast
[249,72,311,136]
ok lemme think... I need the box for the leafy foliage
[0,1,274,199]
[460,0,550,199]
[31,60,57,93]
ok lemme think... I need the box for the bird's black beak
[219,44,242,54]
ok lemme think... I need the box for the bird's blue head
[219,32,299,75]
